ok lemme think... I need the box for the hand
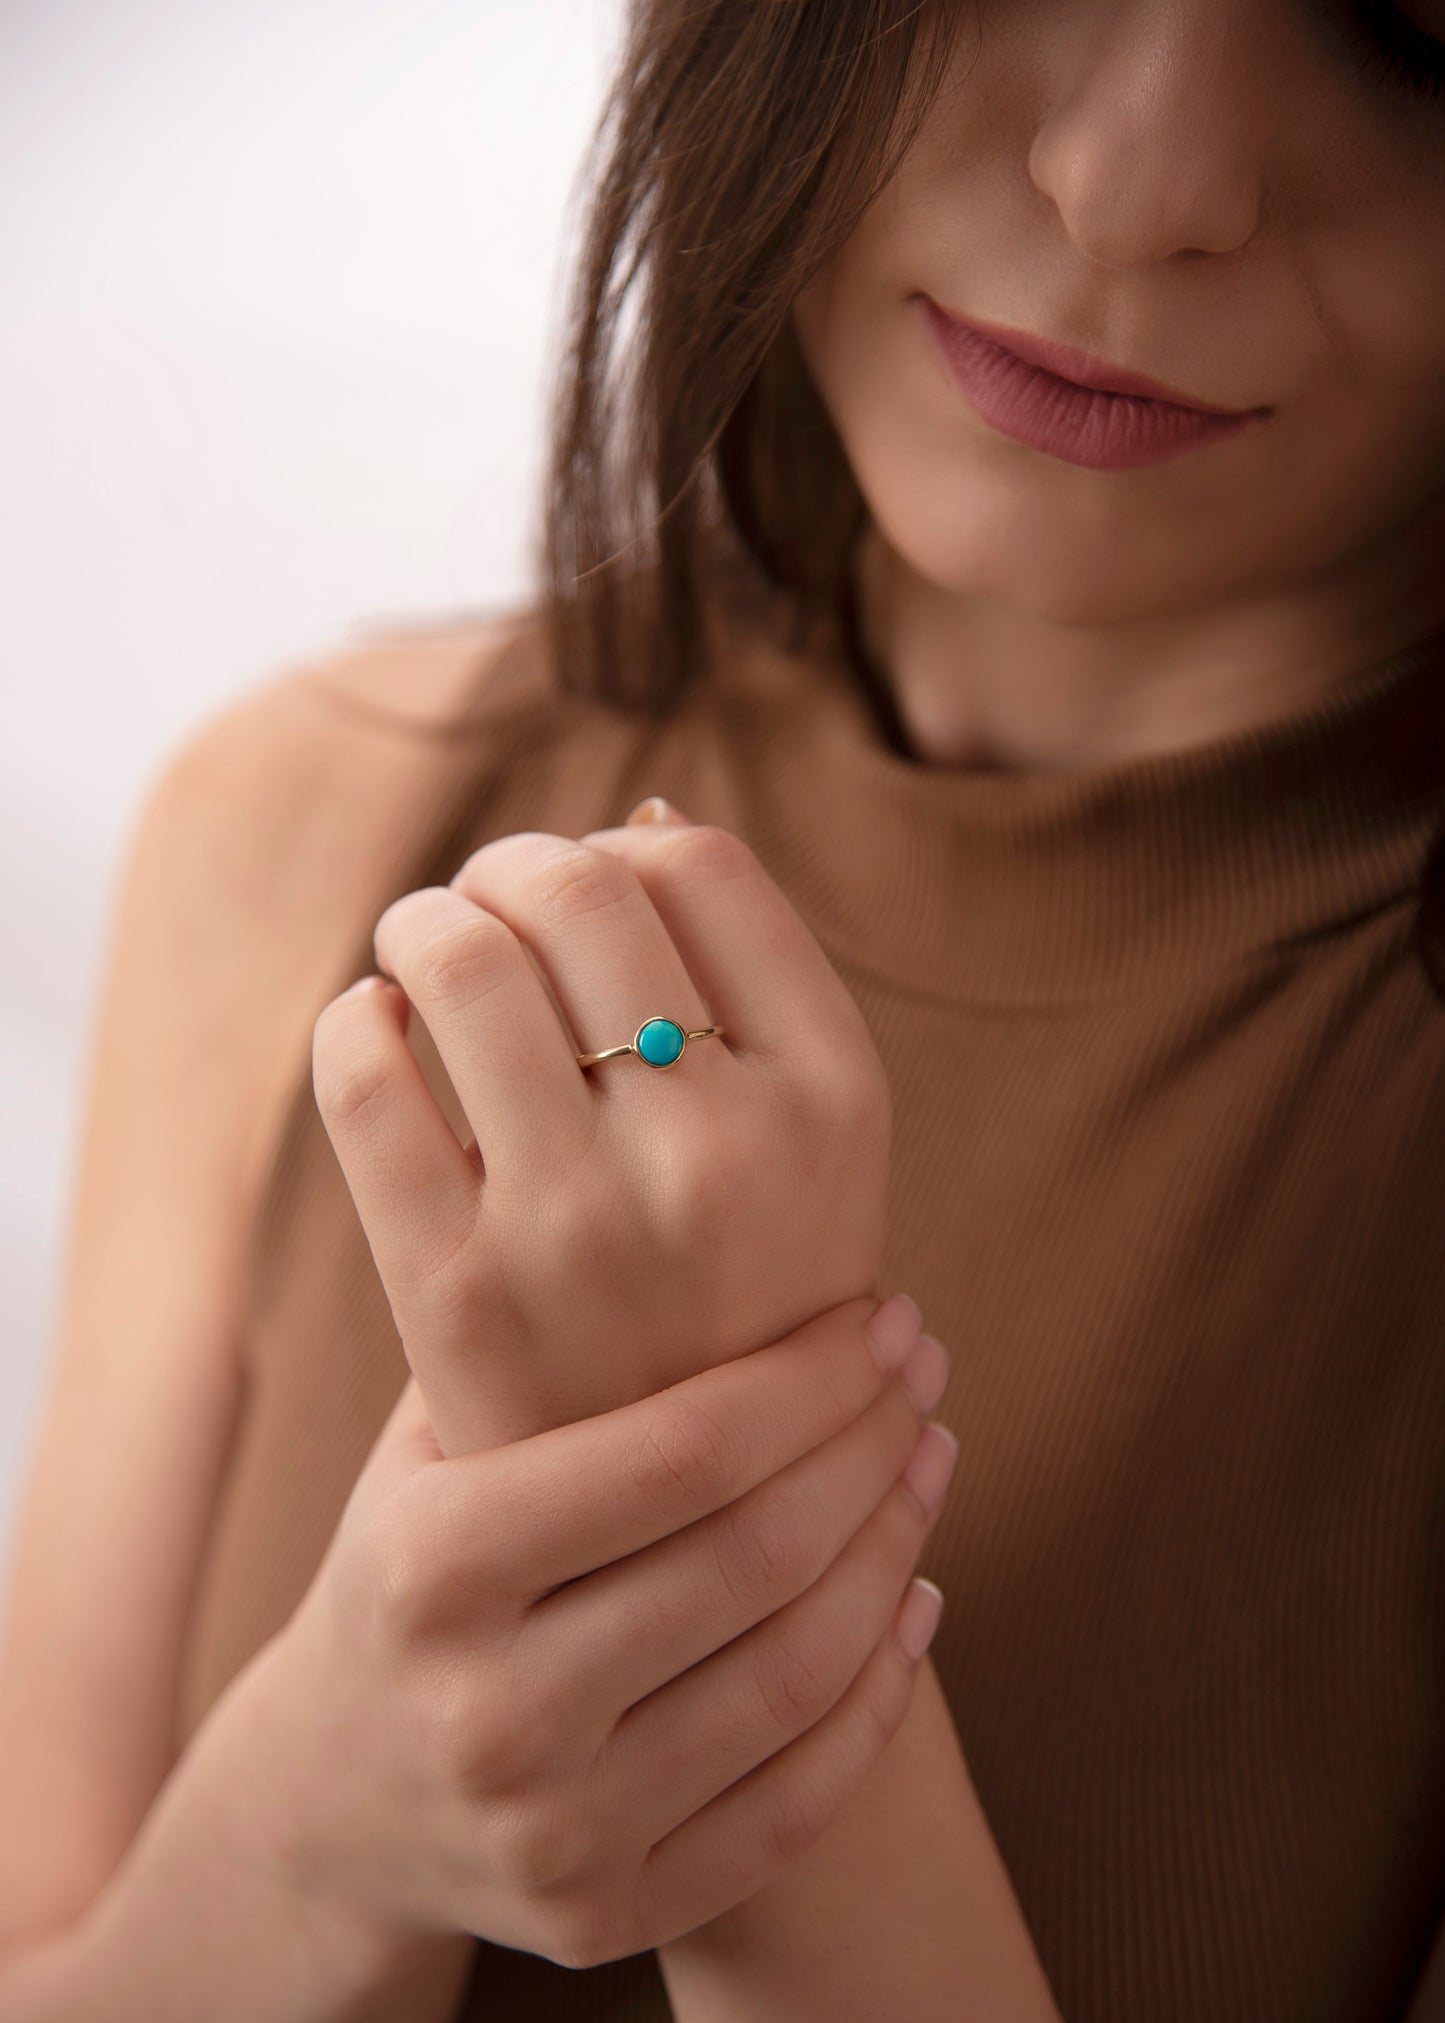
[253,1297,954,1969]
[311,810,892,1454]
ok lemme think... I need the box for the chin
[854,453,1214,627]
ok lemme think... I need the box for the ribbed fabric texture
[173,559,1445,2022]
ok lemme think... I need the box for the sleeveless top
[172,561,1445,2022]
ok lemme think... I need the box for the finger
[311,972,480,1294]
[529,1332,948,1718]
[613,1423,956,1847]
[428,1292,928,1601]
[445,831,729,1105]
[578,821,864,1066]
[370,883,594,1169]
[635,1578,945,1948]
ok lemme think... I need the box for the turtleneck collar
[705,574,1445,1010]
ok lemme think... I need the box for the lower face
[789,0,1445,634]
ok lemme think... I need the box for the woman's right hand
[250,1290,955,1974]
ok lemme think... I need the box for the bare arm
[0,642,491,2016]
[0,1631,472,2021]
[657,1657,1064,2023]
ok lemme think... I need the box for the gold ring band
[577,1016,724,1072]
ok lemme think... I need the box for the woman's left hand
[315,802,894,1455]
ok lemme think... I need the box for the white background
[0,0,624,1572]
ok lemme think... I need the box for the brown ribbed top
[175,560,1445,2022]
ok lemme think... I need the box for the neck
[849,507,1445,777]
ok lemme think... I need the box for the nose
[1026,0,1269,266]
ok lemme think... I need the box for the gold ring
[577,1015,724,1073]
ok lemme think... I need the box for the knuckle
[363,1610,507,1795]
[413,913,518,1009]
[421,1461,522,1608]
[412,1668,483,1787]
[764,1765,833,1867]
[758,1071,835,1163]
[538,1180,616,1265]
[755,1620,837,1734]
[624,1393,738,1521]
[716,1479,813,1610]
[856,1660,910,1760]
[371,1525,439,1643]
[659,823,758,889]
[890,1460,939,1535]
[378,1204,487,1307]
[447,840,503,890]
[530,844,636,928]
[650,1145,731,1246]
[793,1051,891,1143]
[370,1532,471,1679]
[311,1029,393,1138]
[543,1892,634,1973]
[469,1703,546,1798]
[372,1471,501,1643]
[418,1675,543,1804]
[802,1308,879,1422]
[493,1795,592,1893]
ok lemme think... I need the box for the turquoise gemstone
[637,1017,684,1066]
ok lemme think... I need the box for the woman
[2,1,1443,2017]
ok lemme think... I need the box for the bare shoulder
[0,614,541,1946]
[153,611,538,937]
[138,609,541,1193]
[157,613,534,903]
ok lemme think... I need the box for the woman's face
[791,0,1445,638]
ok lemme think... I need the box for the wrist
[57,1630,465,2023]
[227,1622,443,1970]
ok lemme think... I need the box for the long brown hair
[537,0,969,719]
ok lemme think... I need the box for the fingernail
[864,1292,923,1370]
[626,795,690,825]
[901,1421,959,1520]
[896,1578,945,1663]
[898,1332,949,1415]
[341,973,387,997]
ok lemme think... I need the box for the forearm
[0,1638,473,2023]
[658,1660,1064,2023]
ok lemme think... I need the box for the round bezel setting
[633,1016,687,1068]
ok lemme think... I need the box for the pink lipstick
[921,295,1269,471]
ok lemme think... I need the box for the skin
[307,796,1058,2019]
[793,0,1445,777]
[329,802,899,1461]
[5,1,1445,2016]
[661,3,1445,2012]
[59,1295,952,2008]
[271,0,1440,2006]
[285,803,965,1953]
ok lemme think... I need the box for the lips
[922,295,1257,417]
[921,297,1266,470]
